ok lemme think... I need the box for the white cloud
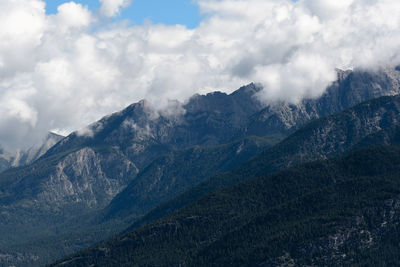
[0,0,45,78]
[51,2,92,31]
[0,0,399,150]
[304,0,354,20]
[99,0,132,18]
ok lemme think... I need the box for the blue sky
[44,0,202,28]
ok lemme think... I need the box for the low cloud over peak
[0,0,399,150]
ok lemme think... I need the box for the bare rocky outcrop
[38,147,138,209]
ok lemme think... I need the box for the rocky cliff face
[0,149,137,220]
[37,147,138,209]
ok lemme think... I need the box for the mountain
[50,146,400,266]
[109,94,400,230]
[240,68,400,138]
[43,68,400,169]
[2,68,397,222]
[0,83,265,213]
[44,83,264,163]
[102,68,400,223]
[0,67,399,266]
[0,132,64,173]
[0,83,268,266]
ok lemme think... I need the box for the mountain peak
[46,131,64,141]
[335,68,353,81]
[12,132,65,167]
[229,82,262,97]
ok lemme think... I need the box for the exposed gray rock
[38,147,138,209]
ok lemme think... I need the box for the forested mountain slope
[51,146,400,266]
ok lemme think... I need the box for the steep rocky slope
[104,135,277,220]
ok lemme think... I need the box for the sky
[44,0,202,28]
[0,0,400,150]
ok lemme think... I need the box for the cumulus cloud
[99,0,132,18]
[51,2,92,30]
[0,0,399,150]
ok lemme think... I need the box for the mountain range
[0,67,400,266]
